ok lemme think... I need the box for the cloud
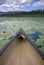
[0,0,32,12]
[33,0,44,7]
[0,0,44,12]
[20,0,32,3]
[0,0,19,12]
[20,0,27,3]
[0,4,20,12]
[40,0,44,2]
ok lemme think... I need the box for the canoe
[0,28,44,65]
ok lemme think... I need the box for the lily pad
[0,37,4,40]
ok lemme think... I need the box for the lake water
[0,17,44,34]
[0,17,44,54]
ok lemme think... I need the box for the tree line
[0,10,44,17]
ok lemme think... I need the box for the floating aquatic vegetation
[0,37,4,40]
[35,36,44,53]
[0,17,44,54]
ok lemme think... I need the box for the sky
[0,0,44,12]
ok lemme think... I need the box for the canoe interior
[0,37,44,65]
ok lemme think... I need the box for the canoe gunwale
[0,28,44,59]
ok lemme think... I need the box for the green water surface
[0,17,44,54]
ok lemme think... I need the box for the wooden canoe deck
[0,38,44,65]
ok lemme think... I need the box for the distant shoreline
[0,15,44,17]
[0,10,44,17]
